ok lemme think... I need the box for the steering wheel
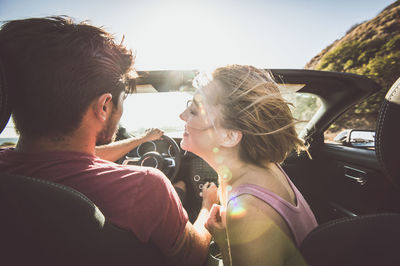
[119,135,181,183]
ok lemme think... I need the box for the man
[0,16,218,265]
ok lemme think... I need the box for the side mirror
[334,129,375,149]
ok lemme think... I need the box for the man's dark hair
[0,16,135,138]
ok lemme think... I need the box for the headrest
[0,59,12,134]
[375,77,400,187]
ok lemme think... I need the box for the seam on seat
[388,81,400,103]
[375,101,389,171]
[11,175,96,206]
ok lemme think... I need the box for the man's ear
[93,93,113,122]
[219,129,242,148]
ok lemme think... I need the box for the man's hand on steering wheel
[116,131,182,183]
[143,128,164,142]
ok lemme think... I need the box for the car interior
[299,75,400,266]
[1,61,400,265]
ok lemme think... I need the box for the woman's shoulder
[227,193,286,227]
[226,185,296,243]
[231,164,296,206]
[226,194,299,264]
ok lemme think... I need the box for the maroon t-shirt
[0,148,188,253]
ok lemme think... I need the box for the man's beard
[96,113,119,146]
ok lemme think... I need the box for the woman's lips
[183,126,189,137]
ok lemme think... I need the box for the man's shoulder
[93,157,165,177]
[91,158,171,187]
[0,149,167,185]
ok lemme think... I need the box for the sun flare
[127,1,247,70]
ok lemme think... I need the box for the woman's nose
[179,109,188,121]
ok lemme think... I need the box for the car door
[275,70,400,224]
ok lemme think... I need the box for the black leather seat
[299,77,400,266]
[0,59,10,133]
[375,77,400,187]
[0,60,168,265]
[299,213,400,266]
[0,173,167,266]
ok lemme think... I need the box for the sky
[0,0,396,70]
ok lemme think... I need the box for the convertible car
[1,67,400,265]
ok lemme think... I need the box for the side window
[324,93,381,149]
[290,92,322,135]
[0,118,18,148]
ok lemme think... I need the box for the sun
[124,1,245,70]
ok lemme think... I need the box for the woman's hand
[205,204,227,243]
[201,182,218,210]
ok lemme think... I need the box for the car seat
[299,77,400,266]
[375,77,400,187]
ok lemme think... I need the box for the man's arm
[167,182,218,266]
[205,204,231,266]
[95,128,163,162]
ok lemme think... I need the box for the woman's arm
[226,195,303,266]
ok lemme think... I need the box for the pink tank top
[228,165,318,246]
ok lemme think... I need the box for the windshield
[120,90,322,139]
[121,91,193,138]
[0,88,321,145]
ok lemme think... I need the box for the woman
[180,65,317,265]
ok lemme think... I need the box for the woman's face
[179,82,222,157]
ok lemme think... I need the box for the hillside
[305,1,400,134]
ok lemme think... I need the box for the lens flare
[194,93,203,103]
[216,155,224,164]
[217,165,232,181]
[229,198,247,219]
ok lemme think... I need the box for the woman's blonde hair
[196,65,306,165]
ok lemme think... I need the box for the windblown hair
[0,16,135,138]
[196,65,306,165]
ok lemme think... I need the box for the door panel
[283,143,400,224]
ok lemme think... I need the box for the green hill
[305,1,400,133]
